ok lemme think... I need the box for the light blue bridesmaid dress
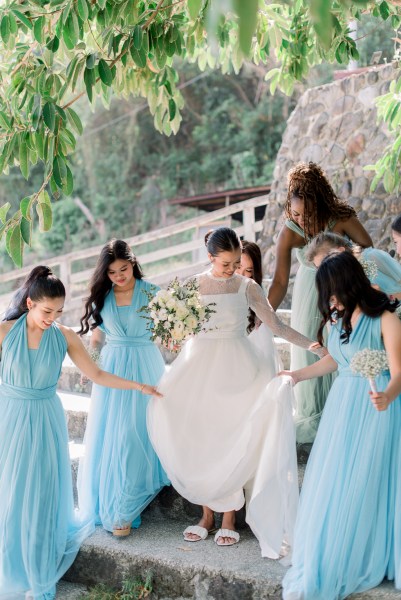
[77,278,169,532]
[0,314,94,599]
[283,313,401,600]
[361,247,401,296]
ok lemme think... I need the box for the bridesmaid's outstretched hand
[141,384,163,398]
[278,370,299,385]
[308,342,328,358]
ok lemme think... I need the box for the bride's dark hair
[3,266,65,321]
[205,227,241,256]
[316,252,398,345]
[79,239,143,335]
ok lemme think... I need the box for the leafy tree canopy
[0,0,400,265]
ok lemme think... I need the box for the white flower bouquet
[139,278,215,352]
[350,348,389,393]
[395,304,401,320]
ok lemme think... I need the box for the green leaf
[46,35,60,52]
[188,0,202,19]
[38,190,51,206]
[20,217,32,246]
[66,107,83,135]
[35,131,45,159]
[53,154,67,187]
[0,111,11,130]
[233,0,258,55]
[7,225,23,267]
[34,15,45,43]
[20,196,33,221]
[98,59,113,86]
[131,45,147,68]
[68,11,80,45]
[36,202,52,232]
[63,165,74,196]
[84,67,95,102]
[8,12,17,34]
[0,202,10,223]
[32,104,41,131]
[379,1,390,20]
[19,142,29,180]
[1,14,11,44]
[168,98,176,121]
[133,25,143,49]
[77,0,89,21]
[86,53,97,69]
[11,9,33,30]
[43,102,56,132]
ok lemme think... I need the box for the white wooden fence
[0,195,270,317]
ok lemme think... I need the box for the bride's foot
[113,523,131,537]
[183,513,216,542]
[215,514,239,546]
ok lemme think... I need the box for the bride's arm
[246,279,326,357]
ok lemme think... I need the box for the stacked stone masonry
[259,62,401,275]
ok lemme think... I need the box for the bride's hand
[308,342,328,358]
[278,370,299,385]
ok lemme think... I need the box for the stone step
[63,518,401,600]
[61,391,90,443]
[56,581,87,599]
[68,437,306,528]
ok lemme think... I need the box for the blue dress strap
[285,219,304,237]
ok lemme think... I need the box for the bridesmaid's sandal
[183,525,217,542]
[113,524,131,537]
[214,528,240,546]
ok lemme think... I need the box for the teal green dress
[285,220,335,444]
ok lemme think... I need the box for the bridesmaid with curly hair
[268,162,372,445]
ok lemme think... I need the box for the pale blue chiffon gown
[282,313,401,600]
[0,314,94,600]
[77,279,169,532]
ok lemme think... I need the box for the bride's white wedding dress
[148,271,305,558]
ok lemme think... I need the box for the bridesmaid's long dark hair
[3,266,65,321]
[242,241,263,333]
[79,239,143,335]
[316,252,398,345]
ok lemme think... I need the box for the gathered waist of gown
[338,367,390,379]
[105,334,154,347]
[198,330,247,340]
[0,381,57,401]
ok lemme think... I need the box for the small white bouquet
[350,348,389,393]
[139,278,216,352]
[395,304,401,320]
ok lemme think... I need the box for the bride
[147,227,325,556]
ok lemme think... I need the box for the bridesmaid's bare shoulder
[0,320,17,346]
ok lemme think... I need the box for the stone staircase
[56,319,401,600]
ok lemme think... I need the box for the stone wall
[259,62,401,275]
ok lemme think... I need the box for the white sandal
[214,528,240,546]
[183,525,215,542]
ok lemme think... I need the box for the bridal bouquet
[350,348,389,393]
[359,257,378,282]
[139,278,215,352]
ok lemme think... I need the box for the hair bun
[31,265,53,279]
[204,230,214,247]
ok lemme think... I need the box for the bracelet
[140,384,145,393]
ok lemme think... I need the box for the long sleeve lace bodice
[194,272,323,355]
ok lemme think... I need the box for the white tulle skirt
[147,331,298,558]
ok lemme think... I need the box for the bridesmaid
[0,266,160,599]
[268,162,372,445]
[78,239,169,537]
[392,214,401,257]
[281,252,401,600]
[236,240,282,375]
[306,231,401,299]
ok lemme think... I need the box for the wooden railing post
[243,205,255,241]
[59,258,71,301]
